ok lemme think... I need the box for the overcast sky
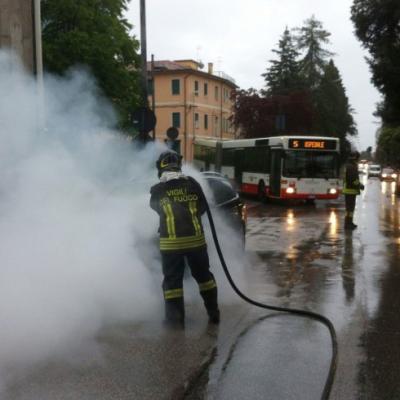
[126,0,381,151]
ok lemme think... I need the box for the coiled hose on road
[204,199,338,400]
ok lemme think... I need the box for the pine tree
[295,16,334,90]
[262,28,303,95]
[314,60,357,155]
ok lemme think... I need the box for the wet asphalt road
[4,176,400,399]
[188,176,400,400]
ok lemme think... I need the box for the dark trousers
[345,195,356,223]
[161,247,218,323]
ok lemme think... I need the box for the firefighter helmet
[156,150,182,177]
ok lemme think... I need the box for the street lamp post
[33,0,43,83]
[140,0,148,105]
[33,0,45,132]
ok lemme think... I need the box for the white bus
[193,136,341,201]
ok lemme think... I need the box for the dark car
[200,172,247,239]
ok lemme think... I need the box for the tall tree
[376,126,400,167]
[230,89,314,138]
[262,27,303,95]
[42,0,141,129]
[351,0,400,126]
[314,60,357,155]
[295,16,334,90]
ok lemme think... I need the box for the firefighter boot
[164,298,185,328]
[201,287,220,324]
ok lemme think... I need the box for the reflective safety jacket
[150,176,207,252]
[343,161,362,195]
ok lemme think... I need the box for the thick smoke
[0,51,163,378]
[0,51,245,388]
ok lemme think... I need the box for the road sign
[166,126,179,140]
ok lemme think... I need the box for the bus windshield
[283,150,338,179]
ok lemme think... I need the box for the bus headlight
[286,187,295,194]
[392,173,397,179]
[382,173,387,178]
[329,188,337,195]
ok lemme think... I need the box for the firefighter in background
[150,150,220,327]
[343,151,364,230]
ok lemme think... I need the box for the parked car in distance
[200,172,247,239]
[380,167,398,182]
[368,164,382,178]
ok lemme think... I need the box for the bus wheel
[257,181,266,202]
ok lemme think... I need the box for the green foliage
[262,28,303,95]
[351,0,400,125]
[42,0,141,129]
[294,15,334,90]
[313,60,357,155]
[243,17,356,148]
[376,126,400,167]
[231,89,314,138]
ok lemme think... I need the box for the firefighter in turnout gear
[342,151,364,230]
[150,150,220,327]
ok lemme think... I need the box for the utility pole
[134,0,155,144]
[33,0,45,132]
[140,0,148,106]
[151,53,156,140]
[33,0,43,84]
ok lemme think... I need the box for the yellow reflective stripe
[160,240,206,251]
[160,235,205,243]
[342,182,359,194]
[164,288,184,299]
[160,238,206,250]
[189,201,202,236]
[343,188,358,194]
[163,203,176,239]
[199,280,216,292]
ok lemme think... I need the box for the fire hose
[203,196,338,400]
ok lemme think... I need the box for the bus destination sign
[288,139,337,150]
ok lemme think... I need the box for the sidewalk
[3,303,252,400]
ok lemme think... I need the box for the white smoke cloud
[0,51,164,380]
[0,50,246,390]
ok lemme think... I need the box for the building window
[204,114,208,130]
[224,88,229,102]
[172,79,180,95]
[194,80,199,96]
[195,113,199,128]
[215,86,219,101]
[172,112,181,128]
[204,82,208,96]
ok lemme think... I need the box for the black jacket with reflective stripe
[150,176,207,252]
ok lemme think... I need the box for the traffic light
[131,107,156,143]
